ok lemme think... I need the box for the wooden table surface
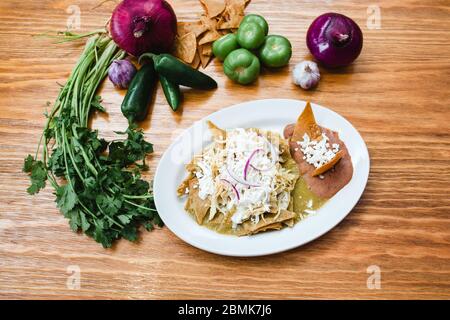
[0,0,449,300]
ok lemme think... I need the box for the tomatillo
[241,14,269,35]
[258,35,292,67]
[212,33,239,61]
[223,48,260,85]
[237,22,265,50]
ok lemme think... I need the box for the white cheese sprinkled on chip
[299,133,340,169]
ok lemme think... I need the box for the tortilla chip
[312,150,344,176]
[177,21,207,37]
[174,0,252,68]
[173,32,197,64]
[177,175,192,196]
[200,0,226,18]
[238,209,296,236]
[198,44,213,68]
[201,43,213,56]
[199,31,221,45]
[292,102,322,142]
[292,102,343,176]
[185,178,210,224]
[190,51,201,69]
[217,0,247,29]
[253,222,283,233]
[198,15,222,45]
[207,121,226,140]
[284,218,295,227]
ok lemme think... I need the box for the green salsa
[291,177,327,220]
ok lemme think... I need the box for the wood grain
[0,0,449,299]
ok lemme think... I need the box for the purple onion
[110,0,177,57]
[108,59,137,89]
[306,13,363,68]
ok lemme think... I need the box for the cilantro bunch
[23,34,162,248]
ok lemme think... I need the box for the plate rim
[154,98,370,257]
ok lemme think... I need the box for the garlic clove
[292,60,321,90]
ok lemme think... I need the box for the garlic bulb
[292,61,321,90]
[108,59,137,89]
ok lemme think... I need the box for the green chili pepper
[121,61,157,123]
[139,53,217,90]
[159,74,181,111]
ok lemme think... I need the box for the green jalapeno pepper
[121,61,157,123]
[159,74,181,111]
[140,53,217,90]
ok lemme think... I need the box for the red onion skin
[110,0,177,57]
[306,13,363,68]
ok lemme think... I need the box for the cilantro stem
[96,205,124,228]
[123,194,154,200]
[124,199,157,212]
[71,126,98,176]
[61,124,86,184]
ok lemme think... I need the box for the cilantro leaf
[79,211,90,232]
[67,209,81,232]
[56,184,77,214]
[91,95,106,113]
[96,194,122,216]
[23,155,47,195]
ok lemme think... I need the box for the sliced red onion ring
[250,135,279,171]
[220,178,240,201]
[226,166,260,187]
[244,148,263,180]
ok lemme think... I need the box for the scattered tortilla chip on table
[201,43,213,56]
[177,20,207,37]
[200,0,226,18]
[173,32,197,64]
[173,0,252,68]
[198,44,213,68]
[190,51,201,69]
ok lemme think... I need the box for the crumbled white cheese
[195,127,287,228]
[304,209,316,215]
[299,133,340,168]
[196,161,214,200]
[221,129,279,226]
[319,174,325,180]
[306,199,313,209]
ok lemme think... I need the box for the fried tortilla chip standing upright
[292,102,322,142]
[292,102,343,176]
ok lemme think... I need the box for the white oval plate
[154,99,370,257]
